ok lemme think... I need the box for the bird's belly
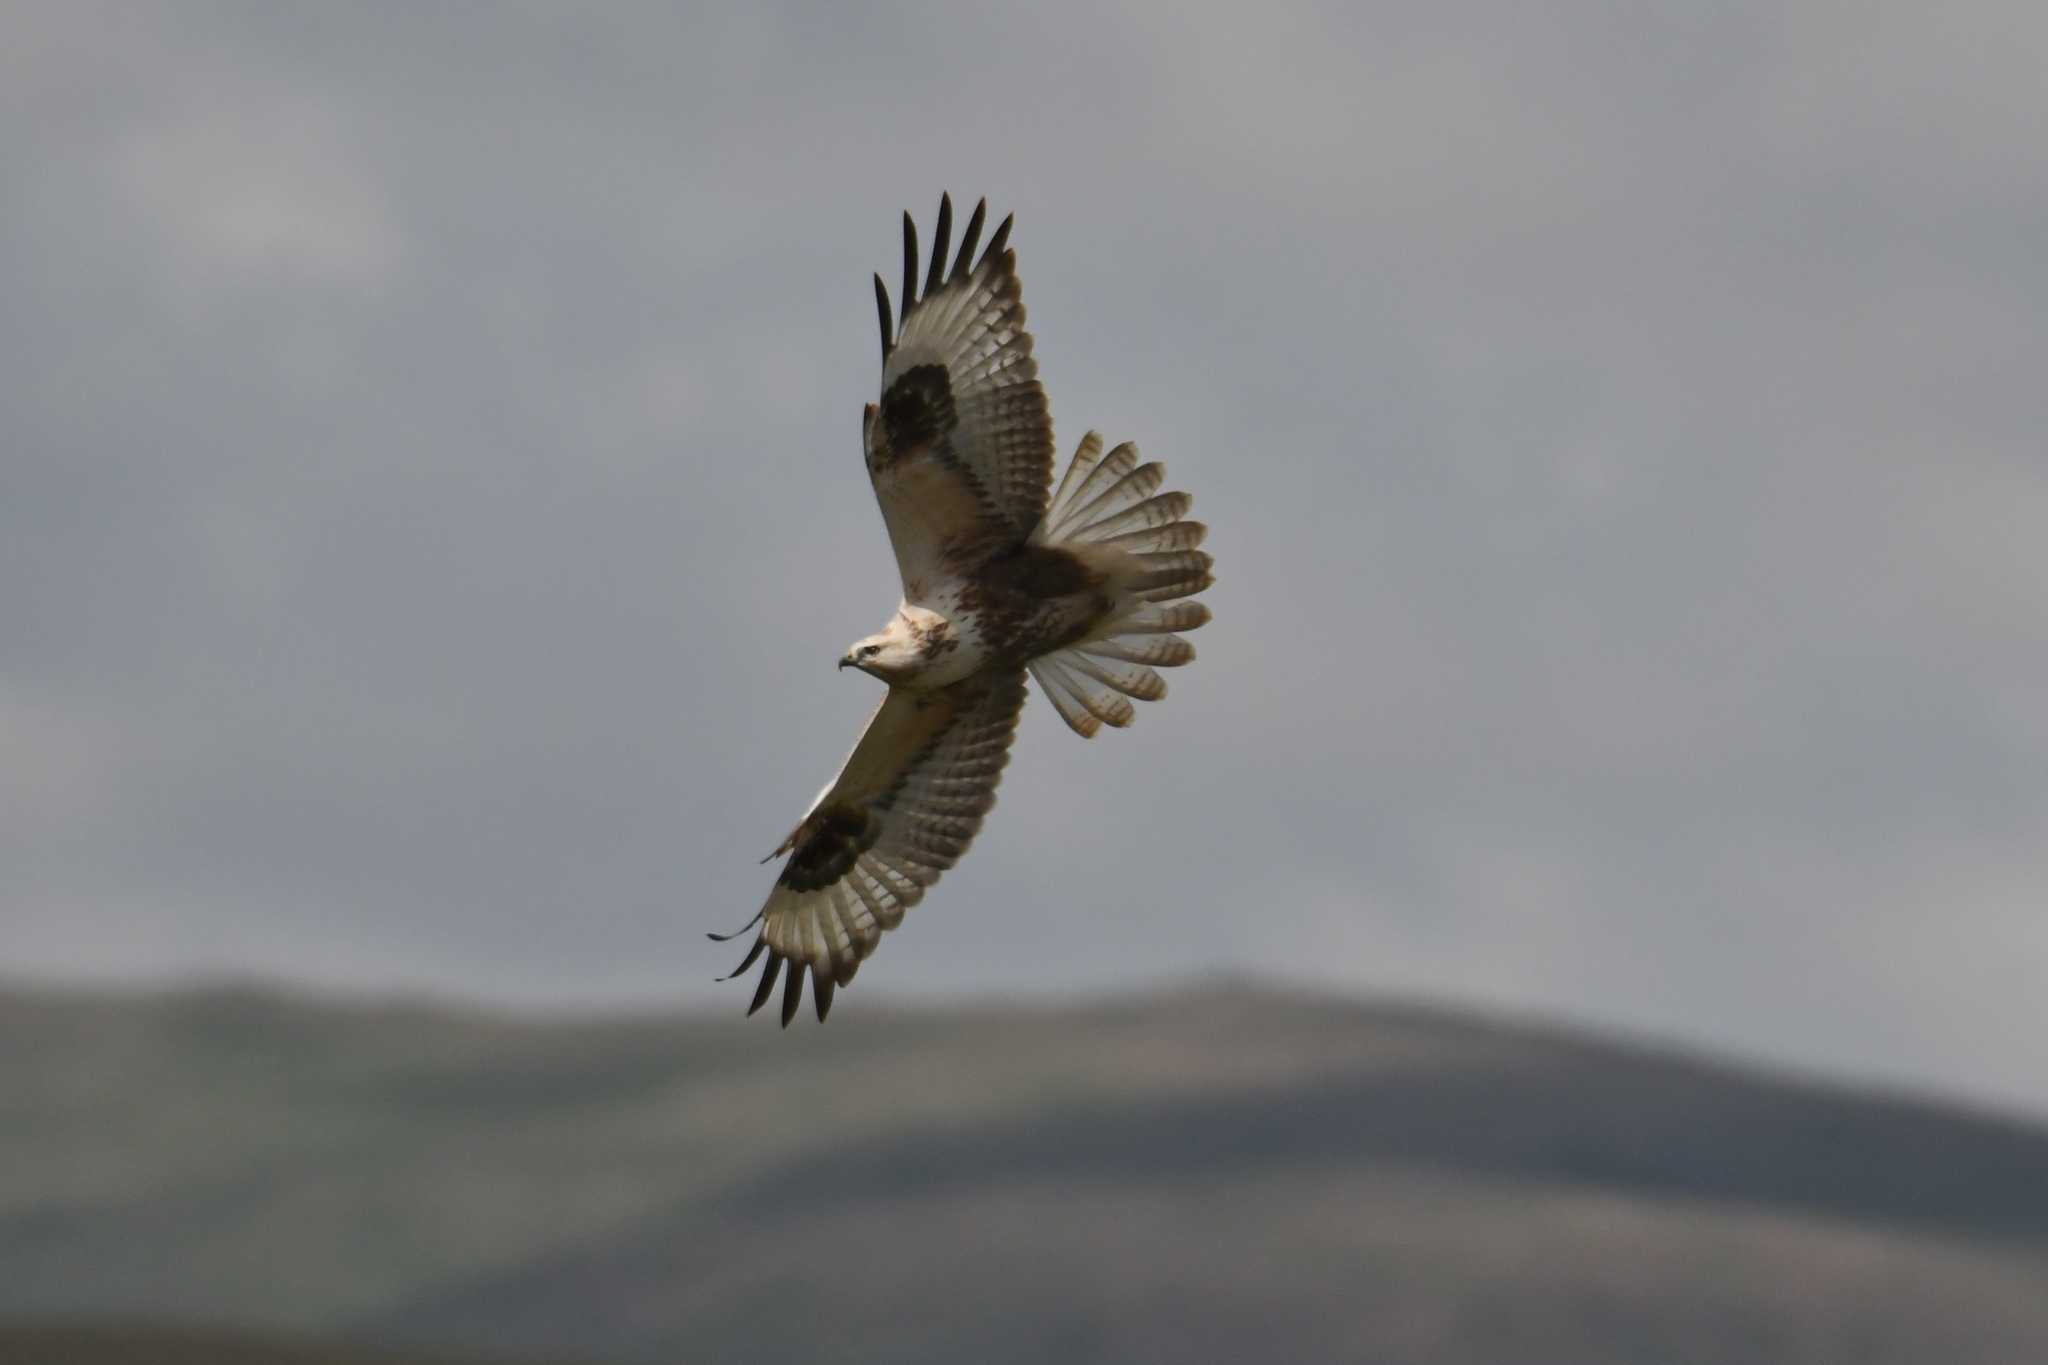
[903,617,992,689]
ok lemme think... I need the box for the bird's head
[839,617,922,681]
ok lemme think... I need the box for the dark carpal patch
[779,802,879,893]
[877,364,956,463]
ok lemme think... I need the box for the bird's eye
[860,644,881,658]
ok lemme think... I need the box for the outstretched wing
[717,670,1028,1025]
[866,195,1054,594]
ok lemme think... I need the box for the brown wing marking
[778,802,880,894]
[865,362,1007,574]
[878,363,956,460]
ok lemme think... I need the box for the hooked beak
[838,655,852,670]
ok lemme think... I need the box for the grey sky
[5,3,2045,1115]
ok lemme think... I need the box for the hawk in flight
[714,195,1214,1024]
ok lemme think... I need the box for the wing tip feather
[747,950,782,1017]
[900,210,918,323]
[874,273,894,360]
[984,212,1014,270]
[925,193,952,300]
[717,936,767,982]
[954,198,987,283]
[813,964,835,1022]
[779,955,803,1028]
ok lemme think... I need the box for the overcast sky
[5,2,2045,1115]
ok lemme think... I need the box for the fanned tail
[1027,432,1213,738]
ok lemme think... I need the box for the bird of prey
[713,195,1213,1025]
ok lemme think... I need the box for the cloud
[108,99,404,285]
[3,0,2045,1117]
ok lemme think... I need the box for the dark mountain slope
[4,980,2045,1364]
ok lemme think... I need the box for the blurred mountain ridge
[4,977,2046,1364]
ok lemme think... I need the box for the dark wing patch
[876,364,956,464]
[778,802,880,894]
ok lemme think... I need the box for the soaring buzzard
[713,195,1214,1024]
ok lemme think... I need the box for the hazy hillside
[4,981,2046,1364]
[0,1319,588,1365]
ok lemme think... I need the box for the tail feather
[1098,519,1208,554]
[1082,634,1195,667]
[1043,431,1108,525]
[1064,651,1167,702]
[1136,568,1216,603]
[1033,662,1099,737]
[1039,439,1140,540]
[1034,655,1134,736]
[1073,490,1193,543]
[1118,599,1212,634]
[1127,549,1215,595]
[1028,431,1213,739]
[1061,461,1165,537]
